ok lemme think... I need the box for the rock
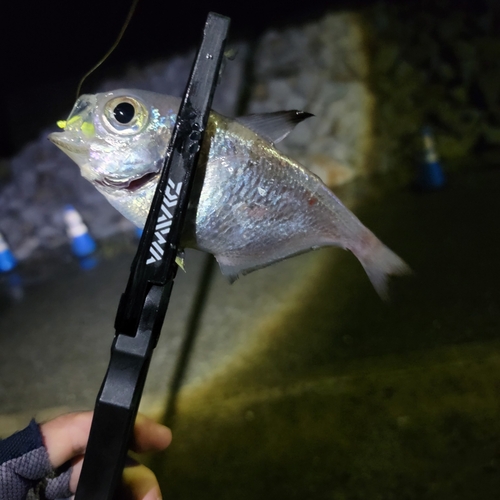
[365,1,500,175]
[0,46,249,261]
[0,11,379,263]
[246,12,374,182]
[303,154,356,187]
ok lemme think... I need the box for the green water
[150,171,500,499]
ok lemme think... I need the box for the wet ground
[1,170,499,499]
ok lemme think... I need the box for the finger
[69,458,162,499]
[40,412,93,468]
[121,463,162,500]
[41,412,171,470]
[69,456,84,493]
[131,414,172,454]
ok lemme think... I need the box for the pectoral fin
[175,254,186,272]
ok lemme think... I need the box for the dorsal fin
[237,110,314,144]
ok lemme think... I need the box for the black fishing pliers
[74,13,230,500]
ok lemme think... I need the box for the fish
[49,89,409,298]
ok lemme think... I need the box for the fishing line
[76,0,140,98]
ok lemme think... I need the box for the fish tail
[350,234,411,300]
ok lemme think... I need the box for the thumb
[40,412,93,468]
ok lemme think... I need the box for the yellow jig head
[81,122,95,137]
[55,115,95,137]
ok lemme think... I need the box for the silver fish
[49,89,409,297]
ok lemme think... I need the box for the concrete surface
[1,171,500,499]
[0,228,324,434]
[155,171,500,500]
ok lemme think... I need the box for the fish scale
[49,88,410,297]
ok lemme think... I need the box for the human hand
[40,411,172,500]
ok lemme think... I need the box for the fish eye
[113,102,135,124]
[103,96,148,135]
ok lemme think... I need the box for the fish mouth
[50,131,160,192]
[49,135,86,154]
[95,171,159,192]
[48,131,89,163]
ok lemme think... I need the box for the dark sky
[1,0,345,93]
[0,0,491,155]
[0,0,342,155]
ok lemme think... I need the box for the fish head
[49,89,180,226]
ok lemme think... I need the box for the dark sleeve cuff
[0,419,72,500]
[0,419,44,464]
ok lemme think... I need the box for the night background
[2,0,496,155]
[1,1,500,499]
[0,0,337,156]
